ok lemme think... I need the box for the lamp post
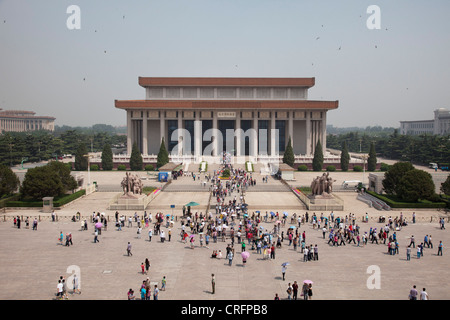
[361,154,368,188]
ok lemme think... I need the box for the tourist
[420,288,429,300]
[281,265,287,281]
[148,229,152,242]
[127,288,135,300]
[56,280,63,300]
[292,281,298,300]
[406,246,411,261]
[438,241,443,256]
[153,285,159,300]
[227,250,233,266]
[72,274,80,295]
[211,274,216,294]
[127,242,132,256]
[301,282,309,300]
[286,283,293,300]
[409,285,418,300]
[145,258,150,274]
[94,229,99,243]
[161,276,166,291]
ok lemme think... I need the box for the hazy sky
[1,0,449,128]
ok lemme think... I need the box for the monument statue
[310,172,335,197]
[121,172,143,197]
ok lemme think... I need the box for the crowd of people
[6,163,443,300]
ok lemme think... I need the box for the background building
[0,109,55,133]
[400,108,450,136]
[115,77,339,165]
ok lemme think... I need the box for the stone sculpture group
[121,172,143,197]
[310,172,335,197]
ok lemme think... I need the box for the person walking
[94,229,99,243]
[406,246,411,261]
[286,283,293,300]
[161,276,166,291]
[292,281,298,300]
[153,285,159,300]
[438,241,443,256]
[420,288,429,300]
[409,285,418,300]
[211,274,216,294]
[281,265,287,281]
[227,250,233,266]
[72,274,80,295]
[127,242,132,256]
[145,258,150,274]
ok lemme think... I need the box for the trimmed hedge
[5,189,86,208]
[297,165,308,171]
[117,164,127,171]
[367,190,446,209]
[326,165,336,172]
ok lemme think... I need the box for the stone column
[322,111,327,155]
[270,111,276,156]
[235,112,241,157]
[288,110,294,147]
[194,111,202,160]
[306,111,312,155]
[127,110,133,155]
[160,111,166,148]
[177,112,183,156]
[253,115,258,159]
[212,111,218,157]
[142,111,148,155]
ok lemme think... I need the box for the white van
[429,163,438,169]
[342,180,362,189]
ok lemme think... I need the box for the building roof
[0,109,55,120]
[115,99,338,110]
[138,77,316,88]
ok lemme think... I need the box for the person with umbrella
[241,251,249,266]
[281,263,289,280]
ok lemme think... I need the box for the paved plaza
[1,166,449,300]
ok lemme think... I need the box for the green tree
[367,142,377,171]
[0,164,20,196]
[47,161,77,192]
[382,162,414,196]
[340,141,350,171]
[20,165,64,199]
[312,139,324,171]
[396,169,435,202]
[129,142,143,171]
[74,143,88,171]
[282,136,295,167]
[441,174,450,196]
[157,138,169,169]
[101,143,113,170]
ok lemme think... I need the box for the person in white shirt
[420,288,429,300]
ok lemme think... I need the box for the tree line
[0,127,127,166]
[326,129,450,166]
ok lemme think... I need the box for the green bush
[145,164,155,171]
[326,165,336,172]
[353,165,363,172]
[380,162,390,172]
[117,164,127,171]
[90,164,99,171]
[367,190,446,209]
[297,165,308,171]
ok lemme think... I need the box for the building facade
[115,77,338,164]
[0,109,55,132]
[400,108,450,136]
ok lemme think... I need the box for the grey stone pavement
[1,166,449,300]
